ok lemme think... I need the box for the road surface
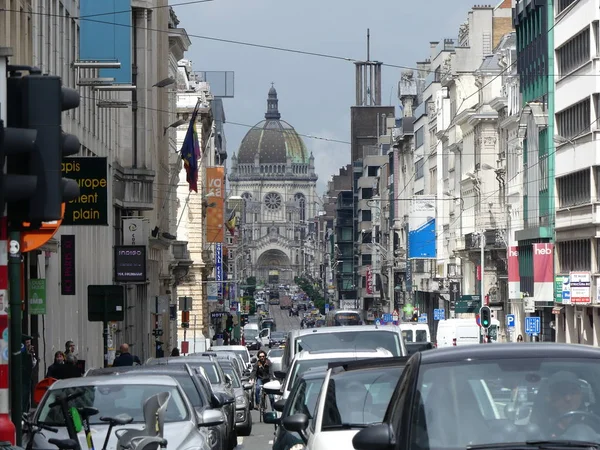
[238,303,300,449]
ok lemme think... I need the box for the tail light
[452,338,457,346]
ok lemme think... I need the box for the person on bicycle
[251,350,274,410]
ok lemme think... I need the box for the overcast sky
[176,0,481,193]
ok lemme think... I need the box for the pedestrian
[112,344,142,366]
[21,335,38,413]
[171,348,180,357]
[65,341,76,357]
[46,351,65,378]
[52,353,82,379]
[517,334,524,342]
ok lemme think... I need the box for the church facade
[228,86,318,285]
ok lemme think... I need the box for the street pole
[480,231,486,344]
[8,229,22,444]
[0,48,16,446]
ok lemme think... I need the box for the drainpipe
[132,10,138,168]
[547,0,555,232]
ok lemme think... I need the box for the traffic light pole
[480,231,485,344]
[8,229,22,444]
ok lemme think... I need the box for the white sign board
[570,272,591,304]
[123,218,148,246]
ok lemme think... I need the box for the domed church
[229,85,318,285]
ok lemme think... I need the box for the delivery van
[436,318,481,347]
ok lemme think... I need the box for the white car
[281,358,407,450]
[263,347,394,402]
[29,374,223,450]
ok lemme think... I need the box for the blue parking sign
[506,314,515,328]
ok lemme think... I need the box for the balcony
[170,241,194,281]
[113,162,155,210]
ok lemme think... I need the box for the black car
[352,343,600,450]
[269,331,287,348]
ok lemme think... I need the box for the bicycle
[22,413,58,450]
[258,385,269,422]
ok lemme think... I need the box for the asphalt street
[237,304,300,450]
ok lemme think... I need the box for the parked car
[210,345,252,371]
[267,348,285,373]
[215,359,253,436]
[269,331,288,348]
[86,364,231,450]
[28,374,221,450]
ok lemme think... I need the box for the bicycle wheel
[258,388,264,422]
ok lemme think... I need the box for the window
[361,210,372,221]
[362,254,372,265]
[558,239,591,272]
[557,27,590,76]
[557,169,590,208]
[415,127,425,148]
[415,159,425,180]
[556,98,591,140]
[367,166,379,177]
[361,188,373,200]
[557,0,578,14]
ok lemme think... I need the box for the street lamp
[163,119,187,136]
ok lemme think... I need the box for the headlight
[236,395,247,407]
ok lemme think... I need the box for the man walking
[112,344,142,366]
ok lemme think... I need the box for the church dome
[237,86,309,165]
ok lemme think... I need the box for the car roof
[148,356,214,364]
[87,365,190,377]
[211,345,247,351]
[295,348,392,360]
[51,374,178,389]
[329,356,410,374]
[290,325,400,338]
[419,342,600,364]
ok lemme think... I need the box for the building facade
[228,87,318,285]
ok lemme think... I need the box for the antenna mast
[367,28,370,61]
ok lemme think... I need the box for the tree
[295,276,326,314]
[245,276,257,298]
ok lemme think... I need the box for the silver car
[29,374,222,450]
[267,348,284,373]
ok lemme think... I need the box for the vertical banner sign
[366,266,373,295]
[28,279,47,315]
[533,243,554,302]
[570,272,591,304]
[205,167,225,243]
[207,282,218,302]
[408,196,437,258]
[507,246,520,299]
[122,218,148,246]
[61,235,76,295]
[215,243,223,298]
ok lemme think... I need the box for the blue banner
[408,196,437,259]
[215,243,223,297]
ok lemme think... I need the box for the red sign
[181,341,189,354]
[366,266,373,295]
[533,243,554,302]
[507,246,520,298]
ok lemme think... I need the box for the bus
[325,310,362,326]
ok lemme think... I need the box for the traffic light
[5,72,81,226]
[480,306,492,329]
[181,310,190,328]
[411,313,419,322]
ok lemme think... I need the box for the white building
[553,0,600,344]
[228,87,318,285]
[1,0,182,374]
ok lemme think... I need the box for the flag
[180,103,201,192]
[225,210,237,236]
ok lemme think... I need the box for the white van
[399,323,431,343]
[436,318,481,347]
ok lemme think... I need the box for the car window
[172,374,204,408]
[320,367,401,430]
[268,349,284,358]
[410,359,600,449]
[289,358,353,391]
[296,331,402,356]
[223,368,241,388]
[192,362,221,384]
[289,378,325,420]
[38,384,189,425]
[402,330,413,343]
[415,330,428,342]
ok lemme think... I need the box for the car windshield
[320,367,401,430]
[223,368,241,388]
[296,331,402,356]
[271,332,286,340]
[38,384,189,426]
[268,349,284,358]
[410,358,600,449]
[289,357,371,390]
[244,330,258,340]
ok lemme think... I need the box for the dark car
[146,356,238,450]
[215,359,253,436]
[352,343,600,450]
[86,364,231,450]
[269,331,287,348]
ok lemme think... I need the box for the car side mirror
[274,370,286,380]
[262,380,282,395]
[273,398,286,412]
[225,374,232,385]
[214,392,235,406]
[198,409,224,427]
[352,423,394,450]
[263,411,279,424]
[282,414,309,443]
[243,383,253,390]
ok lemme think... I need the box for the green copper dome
[237,86,309,165]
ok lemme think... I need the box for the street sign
[392,310,399,322]
[433,309,445,320]
[375,318,381,326]
[506,314,515,328]
[525,317,541,336]
[178,296,192,311]
[383,313,393,323]
[455,295,481,314]
[325,303,330,314]
[418,316,427,324]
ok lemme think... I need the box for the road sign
[433,309,445,320]
[375,318,381,326]
[418,314,427,324]
[525,317,541,336]
[456,295,481,314]
[325,303,330,314]
[506,314,515,328]
[20,203,66,252]
[392,310,399,322]
[383,313,393,322]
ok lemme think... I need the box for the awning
[552,306,564,314]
